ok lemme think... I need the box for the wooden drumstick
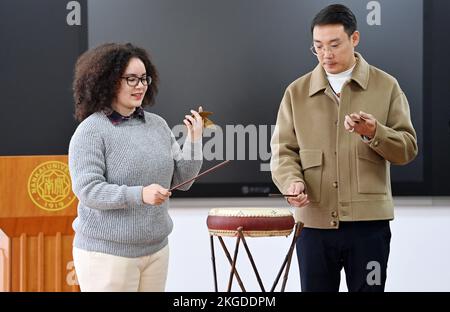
[268,193,303,198]
[170,160,231,191]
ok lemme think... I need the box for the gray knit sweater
[68,111,202,258]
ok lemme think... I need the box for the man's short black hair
[311,4,357,36]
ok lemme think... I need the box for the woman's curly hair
[73,43,159,122]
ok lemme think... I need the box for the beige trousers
[73,245,169,292]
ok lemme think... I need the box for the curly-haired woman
[68,43,203,292]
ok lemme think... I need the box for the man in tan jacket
[270,4,417,292]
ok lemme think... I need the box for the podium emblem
[27,161,76,211]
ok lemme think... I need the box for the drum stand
[209,222,303,292]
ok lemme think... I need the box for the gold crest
[27,161,76,212]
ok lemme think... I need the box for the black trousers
[296,220,391,292]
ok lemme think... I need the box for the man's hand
[286,182,310,208]
[344,111,377,139]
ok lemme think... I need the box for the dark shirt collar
[104,106,145,125]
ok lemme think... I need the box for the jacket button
[330,220,338,227]
[332,181,338,188]
[373,140,379,147]
[331,211,338,218]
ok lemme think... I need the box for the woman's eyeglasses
[121,75,152,87]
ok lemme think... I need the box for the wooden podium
[0,156,79,292]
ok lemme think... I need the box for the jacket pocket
[356,144,387,194]
[299,150,323,202]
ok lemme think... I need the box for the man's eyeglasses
[121,75,152,87]
[310,44,341,56]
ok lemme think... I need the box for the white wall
[165,197,450,292]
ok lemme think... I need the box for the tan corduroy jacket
[270,53,418,229]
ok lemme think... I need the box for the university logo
[27,161,75,211]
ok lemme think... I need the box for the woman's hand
[142,184,171,205]
[184,106,204,142]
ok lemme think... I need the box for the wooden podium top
[0,155,78,219]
